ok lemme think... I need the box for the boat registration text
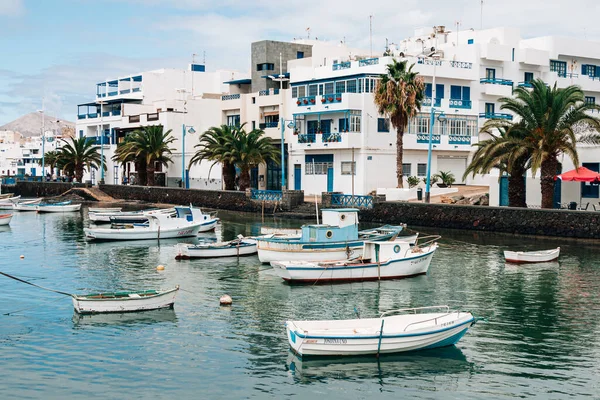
[324,339,347,344]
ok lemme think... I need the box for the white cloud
[0,0,24,17]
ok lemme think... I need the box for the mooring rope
[0,271,73,297]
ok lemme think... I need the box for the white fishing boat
[286,306,476,357]
[12,201,40,211]
[0,196,21,210]
[175,236,258,259]
[271,236,438,284]
[72,286,179,314]
[36,202,82,213]
[88,207,122,213]
[84,205,218,241]
[0,213,12,226]
[504,247,560,264]
[0,193,14,200]
[257,209,405,264]
[89,207,175,223]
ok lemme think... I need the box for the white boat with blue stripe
[271,236,438,283]
[286,306,476,357]
[257,209,405,264]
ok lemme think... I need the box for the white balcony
[480,78,514,97]
[518,48,550,67]
[481,43,513,62]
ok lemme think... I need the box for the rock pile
[440,193,489,206]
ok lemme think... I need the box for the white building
[0,130,66,179]
[76,65,244,187]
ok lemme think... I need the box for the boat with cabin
[83,205,218,241]
[286,306,476,357]
[256,209,405,264]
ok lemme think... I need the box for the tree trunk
[540,156,559,209]
[396,128,404,188]
[222,162,236,190]
[146,161,155,186]
[75,165,84,183]
[135,159,147,186]
[508,165,527,208]
[238,166,251,191]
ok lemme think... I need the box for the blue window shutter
[467,39,474,45]
[450,85,461,100]
[436,84,444,98]
[462,87,470,101]
[582,65,588,75]
[425,83,432,97]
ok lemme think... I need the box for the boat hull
[272,245,436,283]
[72,288,179,314]
[176,241,257,259]
[258,242,364,264]
[37,204,82,213]
[286,312,474,357]
[84,224,203,241]
[504,247,560,264]
[0,214,12,226]
[197,219,218,232]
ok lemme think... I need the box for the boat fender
[220,294,232,306]
[20,255,24,259]
[157,265,165,271]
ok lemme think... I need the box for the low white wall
[378,187,458,201]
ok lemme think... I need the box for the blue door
[327,167,334,192]
[499,176,509,206]
[554,178,562,208]
[294,165,301,190]
[30,167,37,177]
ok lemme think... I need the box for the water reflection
[72,308,178,328]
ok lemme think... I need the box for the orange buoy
[220,295,233,306]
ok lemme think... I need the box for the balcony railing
[480,78,514,86]
[359,58,379,67]
[108,91,118,96]
[221,93,241,101]
[331,194,374,209]
[332,61,351,71]
[298,134,316,143]
[517,81,533,88]
[449,99,472,109]
[416,133,441,144]
[120,89,131,94]
[449,61,473,69]
[259,121,278,129]
[259,89,280,96]
[449,135,472,145]
[417,58,442,66]
[86,136,111,145]
[250,189,282,202]
[132,87,141,92]
[78,114,86,120]
[296,96,316,106]
[479,112,513,120]
[423,97,441,107]
[321,94,342,104]
[322,133,341,143]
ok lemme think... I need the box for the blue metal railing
[331,194,374,209]
[416,134,441,144]
[322,133,341,143]
[321,93,342,104]
[88,113,98,118]
[449,99,472,109]
[332,61,351,71]
[296,96,316,106]
[298,134,316,143]
[259,121,278,129]
[221,93,241,101]
[449,135,472,145]
[479,113,513,120]
[108,91,118,96]
[78,114,87,120]
[132,87,141,92]
[112,110,121,116]
[517,81,533,88]
[120,89,131,94]
[359,58,379,67]
[250,189,282,201]
[423,97,441,107]
[417,58,442,66]
[480,78,514,86]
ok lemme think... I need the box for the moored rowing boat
[72,286,180,314]
[504,247,560,264]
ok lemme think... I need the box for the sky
[1,0,599,125]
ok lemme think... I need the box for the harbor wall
[1,181,91,198]
[361,202,600,239]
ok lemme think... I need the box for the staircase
[61,187,116,202]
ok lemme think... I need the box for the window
[79,130,83,138]
[582,163,599,198]
[346,80,357,93]
[319,119,332,134]
[335,81,345,93]
[318,84,324,96]
[324,82,334,94]
[349,113,361,132]
[256,63,275,71]
[449,119,467,136]
[307,120,319,134]
[585,96,596,105]
[417,163,427,177]
[297,51,304,59]
[524,72,534,83]
[436,84,444,99]
[485,103,495,115]
[297,86,306,98]
[402,163,411,176]
[485,68,496,80]
[252,121,256,130]
[341,162,356,175]
[308,84,318,96]
[227,115,240,127]
[305,155,334,175]
[450,85,461,100]
[147,112,159,121]
[339,118,348,132]
[467,39,474,45]
[550,60,567,77]
[129,115,140,123]
[582,64,596,78]
[292,87,298,98]
[252,97,256,104]
[377,118,390,132]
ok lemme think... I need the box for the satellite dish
[399,52,405,57]
[430,47,436,52]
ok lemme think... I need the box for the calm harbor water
[1,207,599,399]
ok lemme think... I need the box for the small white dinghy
[0,195,21,209]
[12,200,41,211]
[0,213,12,226]
[504,247,560,264]
[175,235,258,259]
[72,286,180,314]
[88,207,122,213]
[36,201,82,213]
[286,306,476,357]
[89,208,175,223]
[271,236,438,284]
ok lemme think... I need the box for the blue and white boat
[256,209,404,264]
[286,306,476,357]
[36,201,81,213]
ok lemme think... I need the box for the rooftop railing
[332,61,351,71]
[221,93,241,101]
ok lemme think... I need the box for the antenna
[306,27,310,39]
[480,0,484,30]
[203,51,206,64]
[369,15,373,58]
[456,20,461,45]
[191,53,197,97]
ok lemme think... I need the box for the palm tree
[495,79,600,208]
[126,125,175,186]
[433,171,456,187]
[464,125,531,208]
[229,126,280,191]
[189,125,238,190]
[112,134,147,185]
[39,150,60,176]
[374,59,425,187]
[57,137,105,183]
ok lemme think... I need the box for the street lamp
[279,120,295,189]
[98,100,105,185]
[425,110,446,203]
[38,107,45,178]
[177,89,195,189]
[267,52,290,191]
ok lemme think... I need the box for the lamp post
[423,48,442,203]
[177,89,195,189]
[40,106,45,178]
[99,101,105,185]
[267,52,290,191]
[279,120,295,190]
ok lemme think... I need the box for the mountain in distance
[0,112,75,137]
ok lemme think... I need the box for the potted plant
[336,96,341,101]
[303,99,308,104]
[321,98,326,103]
[328,97,333,102]
[422,176,438,186]
[310,98,315,104]
[296,100,301,105]
[407,176,420,188]
[433,171,456,188]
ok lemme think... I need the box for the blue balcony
[322,133,341,143]
[108,91,118,96]
[321,93,342,104]
[449,99,472,109]
[88,113,98,118]
[298,133,316,143]
[250,189,282,201]
[296,96,316,106]
[221,93,241,101]
[480,78,513,86]
[120,89,131,94]
[332,61,351,71]
[259,121,278,129]
[423,97,441,107]
[359,58,379,67]
[112,109,121,116]
[102,111,110,117]
[86,136,111,146]
[416,133,441,144]
[479,112,513,120]
[78,114,87,120]
[449,135,472,145]
[132,87,141,92]
[517,81,533,88]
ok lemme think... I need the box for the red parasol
[554,167,600,182]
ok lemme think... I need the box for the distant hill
[0,112,75,137]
